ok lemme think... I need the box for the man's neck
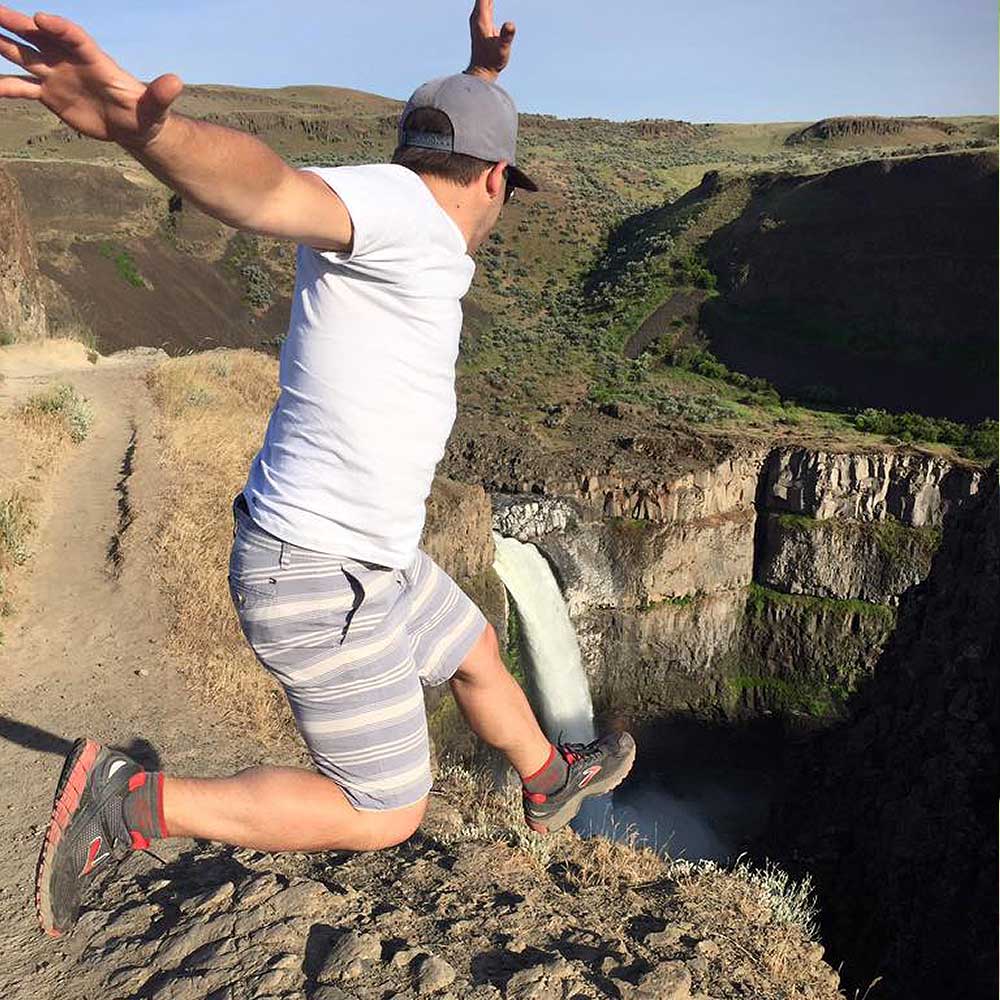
[416,173,481,253]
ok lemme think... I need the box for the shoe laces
[558,736,605,767]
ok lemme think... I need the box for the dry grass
[433,760,842,997]
[669,856,842,996]
[0,394,77,635]
[435,760,666,890]
[147,349,297,740]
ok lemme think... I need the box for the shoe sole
[35,738,99,938]
[526,738,637,835]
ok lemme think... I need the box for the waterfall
[491,533,595,744]
[491,530,742,860]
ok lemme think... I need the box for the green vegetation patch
[727,671,853,719]
[224,233,275,310]
[638,592,700,612]
[774,513,821,532]
[871,518,942,566]
[745,582,896,626]
[22,383,94,443]
[99,242,146,288]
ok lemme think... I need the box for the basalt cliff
[450,439,982,730]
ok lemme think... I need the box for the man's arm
[0,7,352,250]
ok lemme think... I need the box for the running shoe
[523,731,636,834]
[35,738,148,937]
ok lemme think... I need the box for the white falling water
[491,533,595,744]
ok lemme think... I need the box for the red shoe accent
[130,830,150,851]
[524,791,547,805]
[128,771,147,792]
[563,751,577,765]
[79,836,102,876]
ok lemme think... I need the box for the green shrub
[855,409,998,461]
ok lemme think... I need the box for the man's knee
[363,795,427,849]
[452,622,500,685]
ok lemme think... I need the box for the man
[0,2,636,938]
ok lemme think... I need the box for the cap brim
[507,164,539,193]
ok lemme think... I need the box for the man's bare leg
[162,769,426,852]
[448,623,552,778]
[151,624,538,855]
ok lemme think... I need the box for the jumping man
[0,1,636,937]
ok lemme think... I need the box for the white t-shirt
[243,164,475,567]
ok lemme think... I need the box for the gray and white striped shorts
[228,496,487,811]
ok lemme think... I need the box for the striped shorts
[227,495,487,811]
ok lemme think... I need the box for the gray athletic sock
[522,745,569,797]
[122,771,167,847]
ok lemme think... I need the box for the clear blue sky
[26,1,999,122]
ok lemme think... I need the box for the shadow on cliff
[769,467,999,1000]
[615,713,795,863]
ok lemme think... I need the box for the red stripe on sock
[521,744,556,784]
[156,772,169,839]
[128,771,147,792]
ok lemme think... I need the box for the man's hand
[0,6,181,148]
[466,0,515,82]
[0,6,351,250]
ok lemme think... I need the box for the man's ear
[486,161,507,201]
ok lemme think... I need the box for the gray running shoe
[523,731,636,834]
[35,738,146,937]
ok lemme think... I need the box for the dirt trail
[0,347,258,999]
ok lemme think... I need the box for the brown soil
[624,289,708,360]
[0,346,269,998]
[42,238,289,355]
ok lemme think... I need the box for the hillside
[696,152,997,420]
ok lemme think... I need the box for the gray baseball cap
[399,73,538,193]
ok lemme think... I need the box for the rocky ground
[38,796,840,1000]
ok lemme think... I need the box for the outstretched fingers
[0,72,41,99]
[0,30,46,72]
[31,11,98,58]
[0,4,39,38]
[471,0,494,32]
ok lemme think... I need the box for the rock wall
[491,445,982,725]
[422,475,505,638]
[0,164,46,342]
[776,467,998,999]
[758,514,940,605]
[762,447,980,527]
